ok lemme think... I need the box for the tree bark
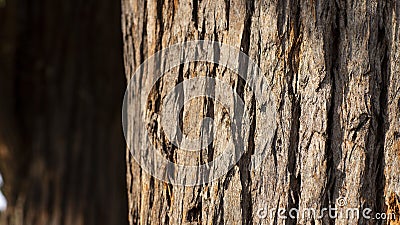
[122,0,400,224]
[0,0,128,224]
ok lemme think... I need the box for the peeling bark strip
[122,0,400,224]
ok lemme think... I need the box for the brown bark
[0,0,128,224]
[122,0,400,224]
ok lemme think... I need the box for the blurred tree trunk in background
[122,0,400,224]
[0,0,127,224]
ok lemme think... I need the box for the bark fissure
[325,13,339,222]
[191,0,198,29]
[286,1,302,224]
[374,0,390,218]
[236,1,255,224]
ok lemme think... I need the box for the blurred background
[0,0,128,224]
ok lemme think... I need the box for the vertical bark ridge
[384,0,400,224]
[361,1,390,223]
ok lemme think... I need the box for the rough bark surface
[122,0,400,224]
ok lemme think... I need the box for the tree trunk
[122,0,400,224]
[0,0,128,224]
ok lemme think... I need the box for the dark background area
[0,0,128,224]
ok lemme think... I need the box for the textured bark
[122,0,400,224]
[0,0,128,224]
